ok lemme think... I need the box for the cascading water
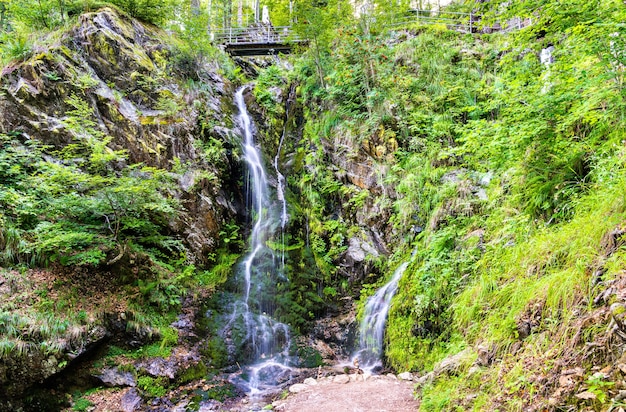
[222,86,293,395]
[352,262,409,373]
[272,84,295,269]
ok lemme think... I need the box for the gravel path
[274,374,419,412]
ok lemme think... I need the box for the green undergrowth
[0,8,242,383]
[290,0,626,409]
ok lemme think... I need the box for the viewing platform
[213,25,305,56]
[211,9,531,56]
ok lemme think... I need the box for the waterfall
[273,84,295,269]
[223,86,293,396]
[274,119,288,232]
[352,262,409,373]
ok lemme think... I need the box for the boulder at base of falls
[333,374,351,384]
[398,372,414,381]
[289,383,310,393]
[303,377,318,385]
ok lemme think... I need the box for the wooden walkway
[213,9,532,56]
[213,25,304,56]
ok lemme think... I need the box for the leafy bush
[107,0,174,25]
[0,95,181,268]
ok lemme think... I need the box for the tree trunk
[37,0,49,29]
[237,0,243,26]
[191,0,200,15]
[58,0,66,23]
[207,0,213,35]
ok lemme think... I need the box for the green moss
[202,336,229,369]
[177,361,207,384]
[137,375,168,397]
[72,397,94,412]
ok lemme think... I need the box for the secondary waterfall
[223,86,293,395]
[352,262,409,372]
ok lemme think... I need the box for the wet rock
[345,237,379,264]
[170,313,196,339]
[96,367,136,387]
[121,388,142,412]
[310,306,358,359]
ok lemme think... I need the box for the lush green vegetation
[3,0,626,409]
[278,0,626,409]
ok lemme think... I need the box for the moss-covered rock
[0,7,238,262]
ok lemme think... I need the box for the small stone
[398,372,413,381]
[558,375,574,387]
[467,366,481,377]
[475,344,493,366]
[289,383,309,393]
[271,402,286,411]
[333,374,350,384]
[414,372,435,386]
[386,373,397,380]
[121,388,141,412]
[96,367,136,388]
[575,391,597,400]
[303,377,317,386]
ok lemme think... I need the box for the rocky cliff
[0,8,241,406]
[0,7,238,261]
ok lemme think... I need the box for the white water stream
[352,262,409,372]
[224,86,293,395]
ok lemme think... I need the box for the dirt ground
[274,375,419,412]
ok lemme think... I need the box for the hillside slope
[270,0,626,410]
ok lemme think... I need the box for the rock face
[310,302,359,361]
[0,325,108,402]
[0,7,237,262]
[0,8,239,403]
[323,126,398,248]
